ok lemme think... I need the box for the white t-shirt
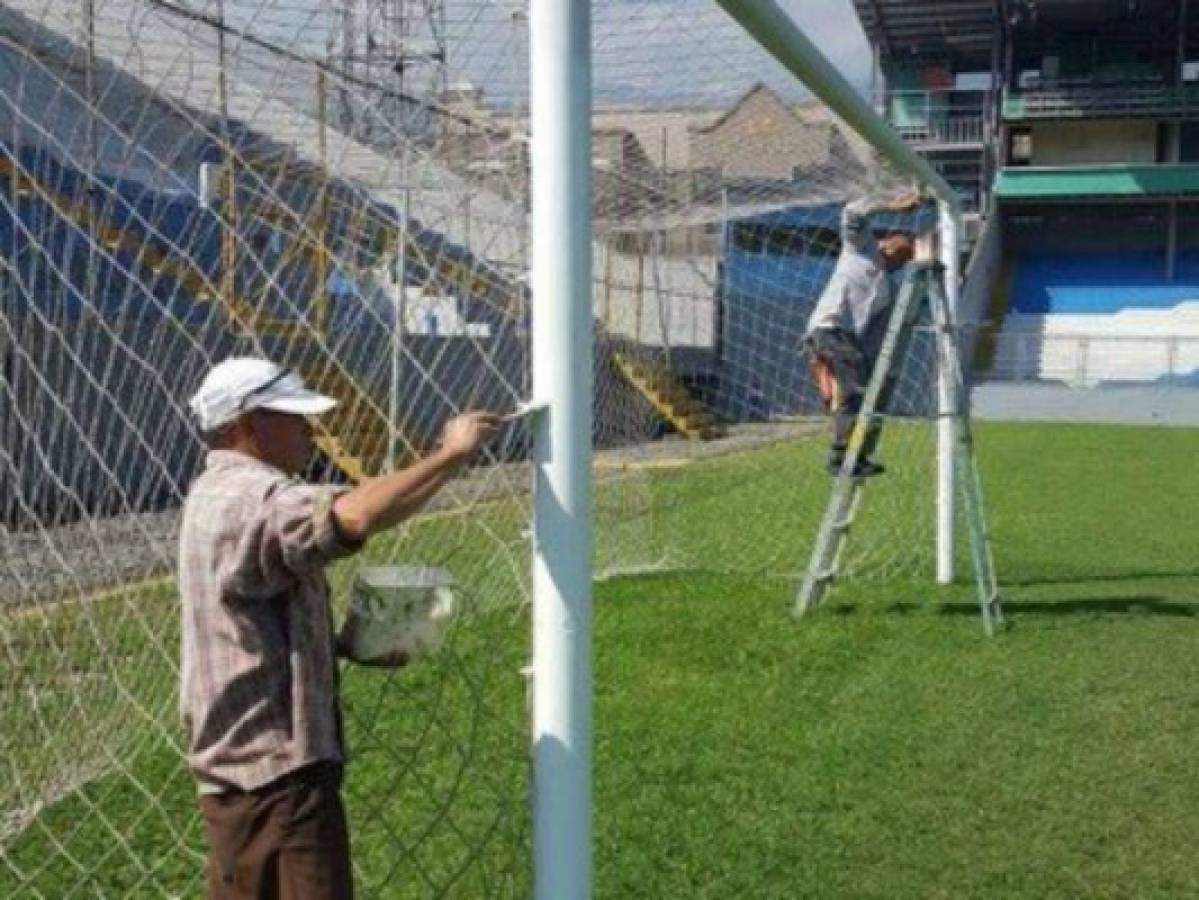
[805,198,891,340]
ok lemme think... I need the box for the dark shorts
[199,762,352,900]
[803,327,869,400]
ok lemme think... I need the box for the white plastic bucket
[338,566,456,667]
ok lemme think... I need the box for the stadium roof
[853,0,1191,70]
[1008,0,1176,29]
[1008,0,1185,42]
[851,0,999,69]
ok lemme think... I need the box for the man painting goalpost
[802,189,923,477]
[179,357,501,899]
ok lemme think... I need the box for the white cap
[189,357,338,432]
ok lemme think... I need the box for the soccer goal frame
[529,0,988,894]
[528,0,594,898]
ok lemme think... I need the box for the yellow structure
[1,152,392,481]
[610,350,723,441]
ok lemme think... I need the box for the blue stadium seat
[1012,253,1199,315]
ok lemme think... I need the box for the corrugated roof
[852,0,998,68]
[1010,0,1175,28]
[855,0,1192,69]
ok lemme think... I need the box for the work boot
[827,455,885,478]
[852,458,885,478]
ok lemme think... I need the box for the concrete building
[689,83,868,183]
[855,0,1199,386]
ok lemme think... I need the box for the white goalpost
[528,0,592,895]
[711,0,964,583]
[0,0,999,893]
[705,0,999,635]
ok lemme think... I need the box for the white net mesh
[587,4,939,585]
[0,0,947,895]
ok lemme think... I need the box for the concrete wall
[595,245,717,349]
[591,107,719,172]
[1029,120,1157,165]
[959,211,1003,369]
[990,304,1199,386]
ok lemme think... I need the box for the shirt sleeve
[219,483,365,601]
[843,196,875,218]
[841,197,876,251]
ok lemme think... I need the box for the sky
[586,0,875,107]
[781,0,874,88]
[221,0,876,110]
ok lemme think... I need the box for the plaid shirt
[178,450,363,793]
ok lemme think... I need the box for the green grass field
[3,421,1199,898]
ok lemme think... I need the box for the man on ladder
[803,189,924,477]
[796,254,1004,635]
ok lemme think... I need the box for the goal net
[588,6,942,586]
[0,0,955,895]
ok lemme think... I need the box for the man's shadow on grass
[1004,571,1199,588]
[879,596,1199,618]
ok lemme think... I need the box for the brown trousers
[199,763,353,900]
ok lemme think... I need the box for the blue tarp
[715,201,937,421]
[735,201,938,236]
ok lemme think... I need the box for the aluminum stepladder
[794,261,1003,635]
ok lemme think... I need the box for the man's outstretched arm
[333,411,502,541]
[849,189,923,217]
